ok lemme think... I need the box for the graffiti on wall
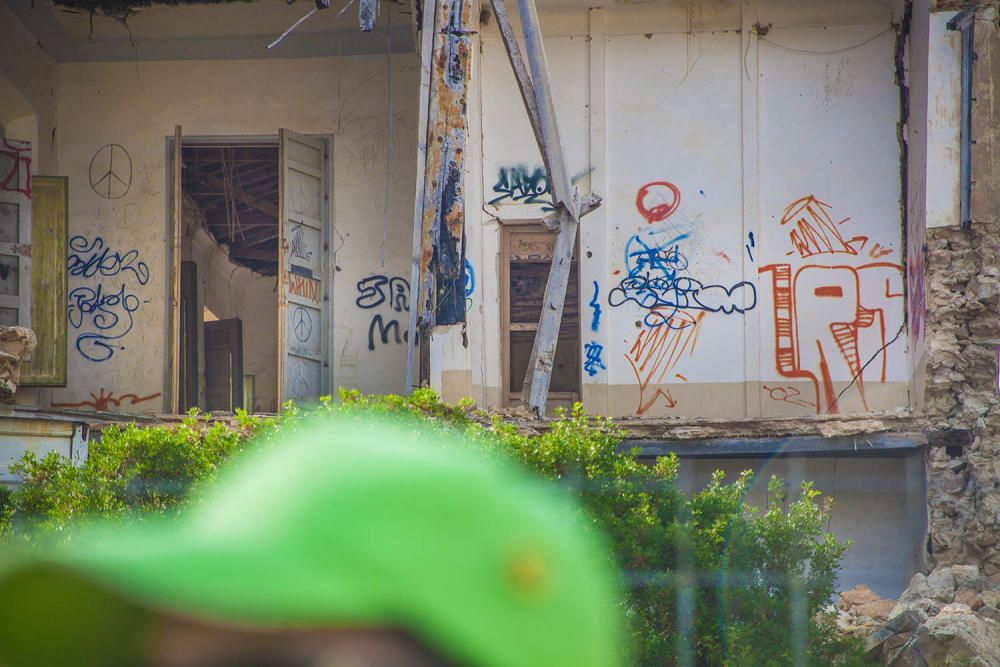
[356,274,410,350]
[88,144,133,200]
[489,165,550,205]
[52,387,161,412]
[0,140,31,198]
[609,180,754,415]
[583,341,606,377]
[609,237,757,328]
[67,235,150,363]
[464,259,475,311]
[589,281,602,332]
[759,195,904,414]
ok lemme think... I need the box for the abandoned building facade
[2,0,1000,597]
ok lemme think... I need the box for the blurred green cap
[0,415,623,667]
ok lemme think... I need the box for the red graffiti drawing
[762,384,815,409]
[626,309,704,414]
[780,195,867,258]
[0,140,31,198]
[52,388,162,412]
[636,181,681,224]
[759,262,903,414]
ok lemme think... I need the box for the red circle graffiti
[635,181,681,223]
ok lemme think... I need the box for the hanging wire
[380,0,393,268]
[759,25,893,56]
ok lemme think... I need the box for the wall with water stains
[459,0,938,419]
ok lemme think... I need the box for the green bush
[0,390,871,665]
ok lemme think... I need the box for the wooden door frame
[167,134,279,414]
[499,221,581,407]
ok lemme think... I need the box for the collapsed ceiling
[182,144,279,276]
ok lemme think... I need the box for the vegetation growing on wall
[0,390,872,665]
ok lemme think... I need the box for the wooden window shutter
[22,176,67,386]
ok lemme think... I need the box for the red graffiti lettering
[287,272,321,305]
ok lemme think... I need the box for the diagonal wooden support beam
[492,0,599,417]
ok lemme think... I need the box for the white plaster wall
[51,51,418,412]
[186,218,279,413]
[0,1,59,173]
[471,0,912,418]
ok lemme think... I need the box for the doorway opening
[500,225,580,409]
[179,141,279,414]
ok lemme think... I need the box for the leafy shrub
[0,390,871,665]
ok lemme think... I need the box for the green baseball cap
[0,415,624,667]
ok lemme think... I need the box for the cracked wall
[922,6,1000,572]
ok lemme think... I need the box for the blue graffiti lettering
[589,280,602,332]
[68,235,149,285]
[67,235,149,362]
[583,341,606,377]
[67,283,147,362]
[608,234,756,328]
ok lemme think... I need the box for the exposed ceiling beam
[196,173,278,218]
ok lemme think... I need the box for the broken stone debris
[838,567,1000,666]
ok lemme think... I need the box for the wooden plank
[21,176,67,387]
[413,0,475,333]
[170,125,183,414]
[505,0,582,416]
[405,0,438,394]
[196,172,279,218]
[515,0,577,218]
[179,261,198,411]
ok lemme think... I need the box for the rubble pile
[836,566,1000,666]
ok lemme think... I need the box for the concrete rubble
[837,567,1000,666]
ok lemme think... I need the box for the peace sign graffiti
[89,144,132,200]
[292,306,313,342]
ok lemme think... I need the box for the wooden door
[204,318,242,412]
[278,130,332,405]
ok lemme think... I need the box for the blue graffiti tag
[589,280,602,332]
[608,234,756,328]
[67,235,149,362]
[583,341,606,377]
[489,166,550,205]
[67,235,150,285]
[464,259,475,297]
[68,283,147,362]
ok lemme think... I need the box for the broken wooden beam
[405,0,438,394]
[197,173,279,219]
[407,0,476,391]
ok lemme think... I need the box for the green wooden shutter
[22,176,67,386]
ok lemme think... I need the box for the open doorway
[179,141,280,414]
